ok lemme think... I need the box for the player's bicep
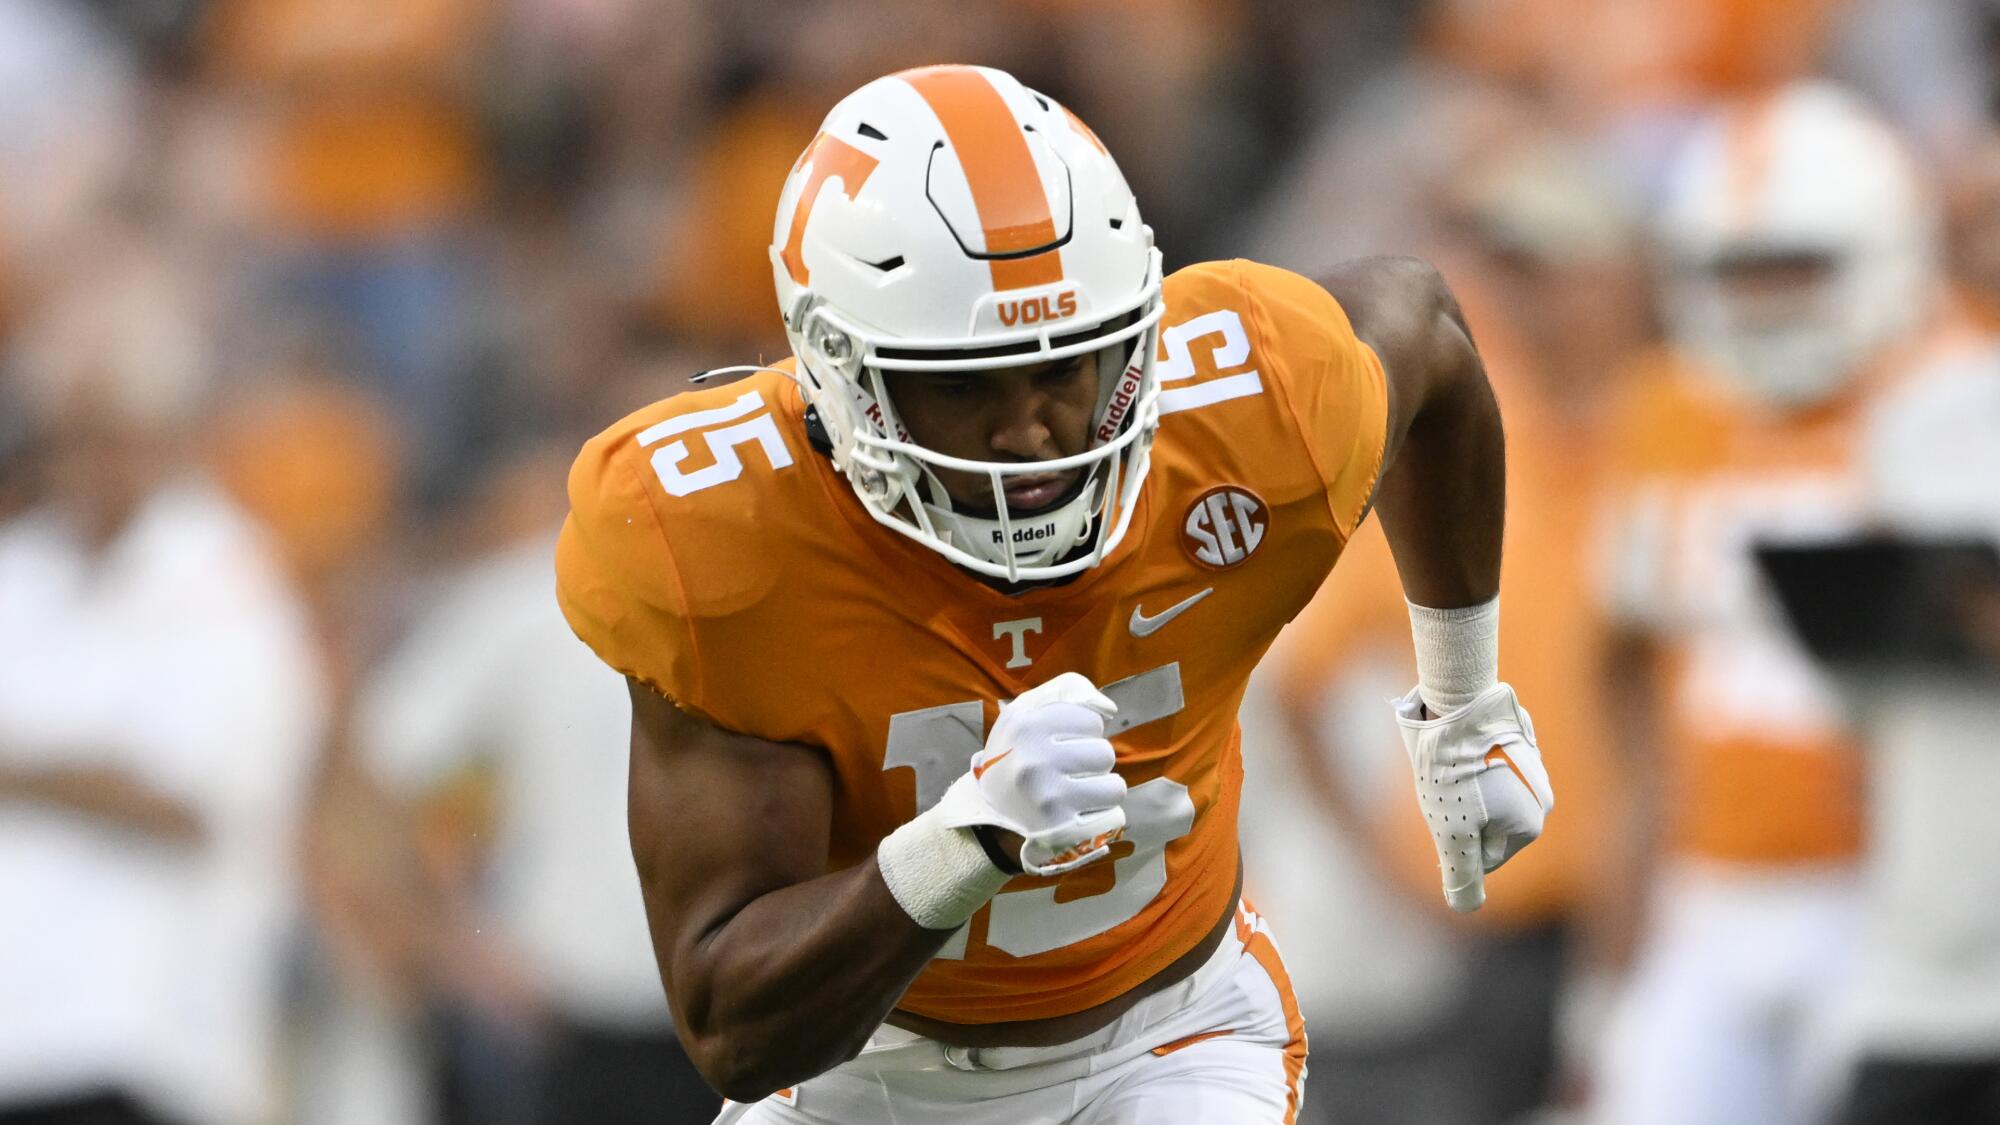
[626,679,834,976]
[1321,255,1481,475]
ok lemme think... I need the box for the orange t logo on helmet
[779,133,880,286]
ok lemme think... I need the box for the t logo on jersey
[1182,486,1267,569]
[993,617,1044,669]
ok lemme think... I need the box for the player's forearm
[623,679,959,1100]
[654,858,959,1101]
[0,763,206,844]
[1373,325,1505,609]
[1592,628,1665,968]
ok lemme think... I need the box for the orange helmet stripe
[901,66,1064,290]
[1723,93,1783,231]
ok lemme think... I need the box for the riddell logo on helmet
[993,522,1060,545]
[855,391,911,441]
[996,290,1078,327]
[1095,361,1145,442]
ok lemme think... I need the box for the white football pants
[1592,862,1861,1125]
[714,900,1307,1124]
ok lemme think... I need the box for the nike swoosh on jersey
[1128,587,1214,637]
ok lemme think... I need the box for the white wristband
[1407,595,1499,714]
[876,803,1012,930]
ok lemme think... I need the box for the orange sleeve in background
[1270,520,1406,712]
[653,96,818,348]
[205,0,492,239]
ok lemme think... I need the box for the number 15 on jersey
[884,664,1197,959]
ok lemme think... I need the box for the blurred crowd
[1,1,1998,1124]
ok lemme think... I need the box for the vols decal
[1182,486,1268,569]
[995,289,1078,326]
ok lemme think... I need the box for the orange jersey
[556,259,1388,1024]
[1599,328,1980,865]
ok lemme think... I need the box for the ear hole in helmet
[857,122,888,141]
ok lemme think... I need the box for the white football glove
[1394,681,1554,913]
[933,672,1128,876]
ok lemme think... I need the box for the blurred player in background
[0,231,326,1125]
[556,64,1554,1121]
[1588,80,1975,1125]
[1823,112,2000,1125]
[357,440,716,1124]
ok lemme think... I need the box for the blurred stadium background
[2,1,1999,1123]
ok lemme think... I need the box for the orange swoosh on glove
[973,749,1012,780]
[1484,745,1531,794]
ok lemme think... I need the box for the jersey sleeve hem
[1228,259,1391,546]
[554,428,709,714]
[1337,347,1390,538]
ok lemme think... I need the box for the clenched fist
[934,672,1129,876]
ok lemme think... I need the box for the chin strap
[919,474,1102,575]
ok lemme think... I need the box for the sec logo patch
[1182,486,1267,569]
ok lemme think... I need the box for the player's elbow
[698,1050,787,1106]
[683,1029,781,1103]
[688,1042,863,1105]
[682,1017,873,1104]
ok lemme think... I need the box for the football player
[1588,81,1977,1125]
[556,65,1553,1122]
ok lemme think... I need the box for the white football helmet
[1658,82,1941,408]
[769,64,1164,582]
